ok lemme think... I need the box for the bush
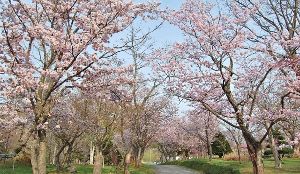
[263,149,273,156]
[263,149,273,158]
[164,159,240,174]
[279,147,294,158]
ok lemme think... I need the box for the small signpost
[0,153,16,171]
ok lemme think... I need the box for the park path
[155,165,202,174]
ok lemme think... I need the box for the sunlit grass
[0,162,154,174]
[165,158,300,174]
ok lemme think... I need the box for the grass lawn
[0,162,155,174]
[166,158,300,174]
[207,158,300,174]
[210,158,300,174]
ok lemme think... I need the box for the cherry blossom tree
[78,63,133,174]
[49,96,86,171]
[48,89,126,173]
[156,117,183,162]
[86,97,121,174]
[233,0,300,99]
[225,126,244,164]
[280,116,300,156]
[233,0,300,163]
[0,0,158,173]
[114,128,134,174]
[185,106,219,160]
[151,1,294,173]
[155,105,205,162]
[113,26,172,169]
[114,94,172,172]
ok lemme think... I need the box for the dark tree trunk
[66,144,73,168]
[55,144,67,172]
[205,129,212,160]
[237,143,242,164]
[244,137,264,174]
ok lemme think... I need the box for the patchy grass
[0,162,154,174]
[164,158,300,174]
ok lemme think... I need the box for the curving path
[155,165,202,174]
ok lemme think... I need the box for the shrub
[279,147,294,158]
[263,149,273,158]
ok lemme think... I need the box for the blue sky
[131,0,185,45]
[110,0,191,115]
[131,0,192,115]
[136,0,184,9]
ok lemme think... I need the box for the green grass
[129,165,155,174]
[48,165,116,174]
[164,159,240,174]
[0,162,154,174]
[0,163,32,174]
[164,158,300,174]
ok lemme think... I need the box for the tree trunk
[90,141,95,165]
[52,144,57,165]
[237,143,242,164]
[158,145,167,163]
[124,150,132,174]
[102,155,105,168]
[173,153,177,161]
[293,143,300,157]
[55,153,61,172]
[134,147,144,168]
[30,139,39,174]
[111,150,118,166]
[268,131,281,168]
[93,146,103,174]
[209,144,213,160]
[31,130,47,174]
[246,142,264,174]
[66,145,73,167]
[55,144,67,172]
[160,154,166,163]
[205,129,212,160]
[38,137,47,174]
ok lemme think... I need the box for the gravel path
[155,165,202,174]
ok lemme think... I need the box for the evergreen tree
[212,132,232,158]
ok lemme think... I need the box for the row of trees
[0,1,166,173]
[1,0,300,174]
[151,0,300,173]
[156,108,300,164]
